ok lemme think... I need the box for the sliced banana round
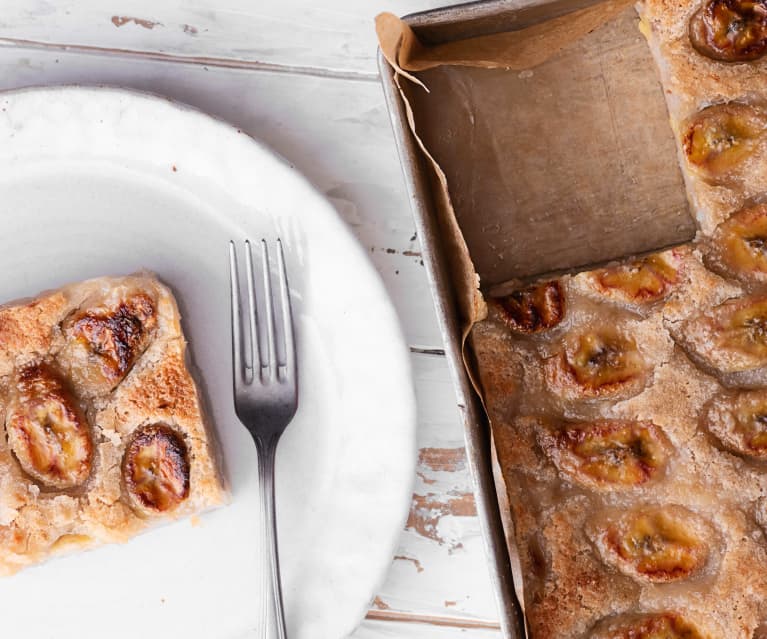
[544,329,648,399]
[594,505,711,583]
[589,253,679,305]
[675,294,767,386]
[707,202,767,284]
[690,0,767,62]
[538,420,669,489]
[122,424,190,515]
[590,613,707,639]
[491,280,564,334]
[682,102,767,184]
[62,291,158,392]
[705,389,767,457]
[6,363,93,489]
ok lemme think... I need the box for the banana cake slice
[0,273,226,575]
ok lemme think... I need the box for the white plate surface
[0,86,416,639]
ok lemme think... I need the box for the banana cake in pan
[470,0,767,636]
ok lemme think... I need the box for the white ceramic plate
[0,86,416,639]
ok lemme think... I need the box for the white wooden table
[0,2,502,636]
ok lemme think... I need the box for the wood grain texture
[373,354,501,624]
[357,618,501,637]
[0,0,467,76]
[0,8,502,634]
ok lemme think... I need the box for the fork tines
[228,239,295,388]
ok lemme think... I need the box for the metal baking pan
[378,0,692,635]
[378,4,529,635]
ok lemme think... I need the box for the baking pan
[378,4,527,635]
[378,0,694,635]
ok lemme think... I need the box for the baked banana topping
[6,363,92,489]
[123,424,190,515]
[545,329,648,399]
[689,0,767,62]
[61,290,158,393]
[707,202,767,283]
[596,506,710,582]
[589,254,679,305]
[682,102,767,184]
[491,280,564,334]
[676,295,767,383]
[705,389,767,456]
[539,420,668,489]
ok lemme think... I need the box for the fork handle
[256,438,288,639]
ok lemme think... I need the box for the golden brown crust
[473,248,767,637]
[0,273,226,574]
[0,294,67,377]
[519,496,640,638]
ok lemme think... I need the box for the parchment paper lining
[377,0,633,73]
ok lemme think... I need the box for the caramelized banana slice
[539,420,668,489]
[682,102,767,183]
[590,613,706,639]
[690,0,767,62]
[590,254,679,305]
[545,329,647,399]
[708,202,767,283]
[62,291,158,393]
[491,280,564,334]
[123,424,189,514]
[677,295,767,385]
[597,506,710,582]
[705,389,767,457]
[6,363,92,489]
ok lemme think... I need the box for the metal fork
[229,239,298,639]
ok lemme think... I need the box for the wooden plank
[352,619,501,639]
[0,45,445,349]
[355,618,501,638]
[367,353,501,623]
[366,610,500,630]
[0,0,466,76]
